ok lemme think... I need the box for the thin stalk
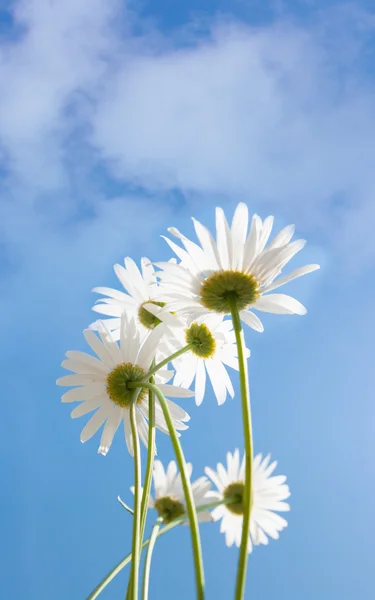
[140,383,155,543]
[126,380,156,600]
[129,404,141,600]
[144,344,193,379]
[86,499,231,600]
[118,496,134,515]
[229,299,253,600]
[129,381,205,600]
[142,517,163,600]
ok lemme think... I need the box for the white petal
[263,264,320,293]
[97,322,121,364]
[211,504,226,521]
[195,359,207,406]
[65,351,109,375]
[57,374,99,387]
[80,405,109,443]
[258,216,274,253]
[83,329,116,366]
[137,327,163,370]
[243,214,262,268]
[98,407,123,455]
[157,384,194,398]
[239,310,264,332]
[136,409,150,449]
[141,257,154,284]
[254,293,307,315]
[124,257,149,298]
[70,397,104,418]
[192,218,220,271]
[230,203,249,270]
[166,460,178,490]
[215,207,232,270]
[268,224,295,249]
[61,384,105,402]
[205,466,223,492]
[92,286,133,304]
[153,460,167,498]
[123,412,134,456]
[205,358,228,405]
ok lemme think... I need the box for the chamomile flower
[56,314,192,456]
[205,450,290,552]
[132,460,212,523]
[171,314,250,406]
[91,256,178,339]
[156,203,319,332]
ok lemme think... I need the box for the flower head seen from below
[91,256,178,339]
[132,460,213,524]
[205,450,290,552]
[171,314,250,406]
[156,203,320,332]
[56,315,193,456]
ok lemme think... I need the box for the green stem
[140,384,155,542]
[129,404,141,600]
[142,517,163,600]
[129,381,205,600]
[144,344,193,379]
[229,299,253,600]
[126,384,156,600]
[86,499,230,600]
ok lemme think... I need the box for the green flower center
[200,271,259,313]
[223,481,246,516]
[106,362,147,408]
[138,301,166,330]
[185,322,216,358]
[154,496,185,524]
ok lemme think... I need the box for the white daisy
[132,460,213,524]
[156,203,320,332]
[91,256,178,339]
[170,313,250,406]
[205,450,290,552]
[56,315,192,456]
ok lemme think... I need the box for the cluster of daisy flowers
[57,203,318,599]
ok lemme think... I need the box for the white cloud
[0,0,375,265]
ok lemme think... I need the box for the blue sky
[1,1,374,599]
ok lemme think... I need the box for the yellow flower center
[138,301,166,329]
[106,362,147,408]
[223,481,246,516]
[154,496,185,523]
[200,271,259,313]
[185,322,216,358]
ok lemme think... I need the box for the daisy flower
[205,450,290,552]
[56,315,192,456]
[170,313,250,406]
[91,256,178,339]
[156,203,320,332]
[132,460,213,524]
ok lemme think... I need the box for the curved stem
[86,498,233,600]
[144,344,193,379]
[129,404,141,600]
[118,496,134,515]
[86,519,179,600]
[129,381,205,600]
[142,517,163,600]
[229,299,253,600]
